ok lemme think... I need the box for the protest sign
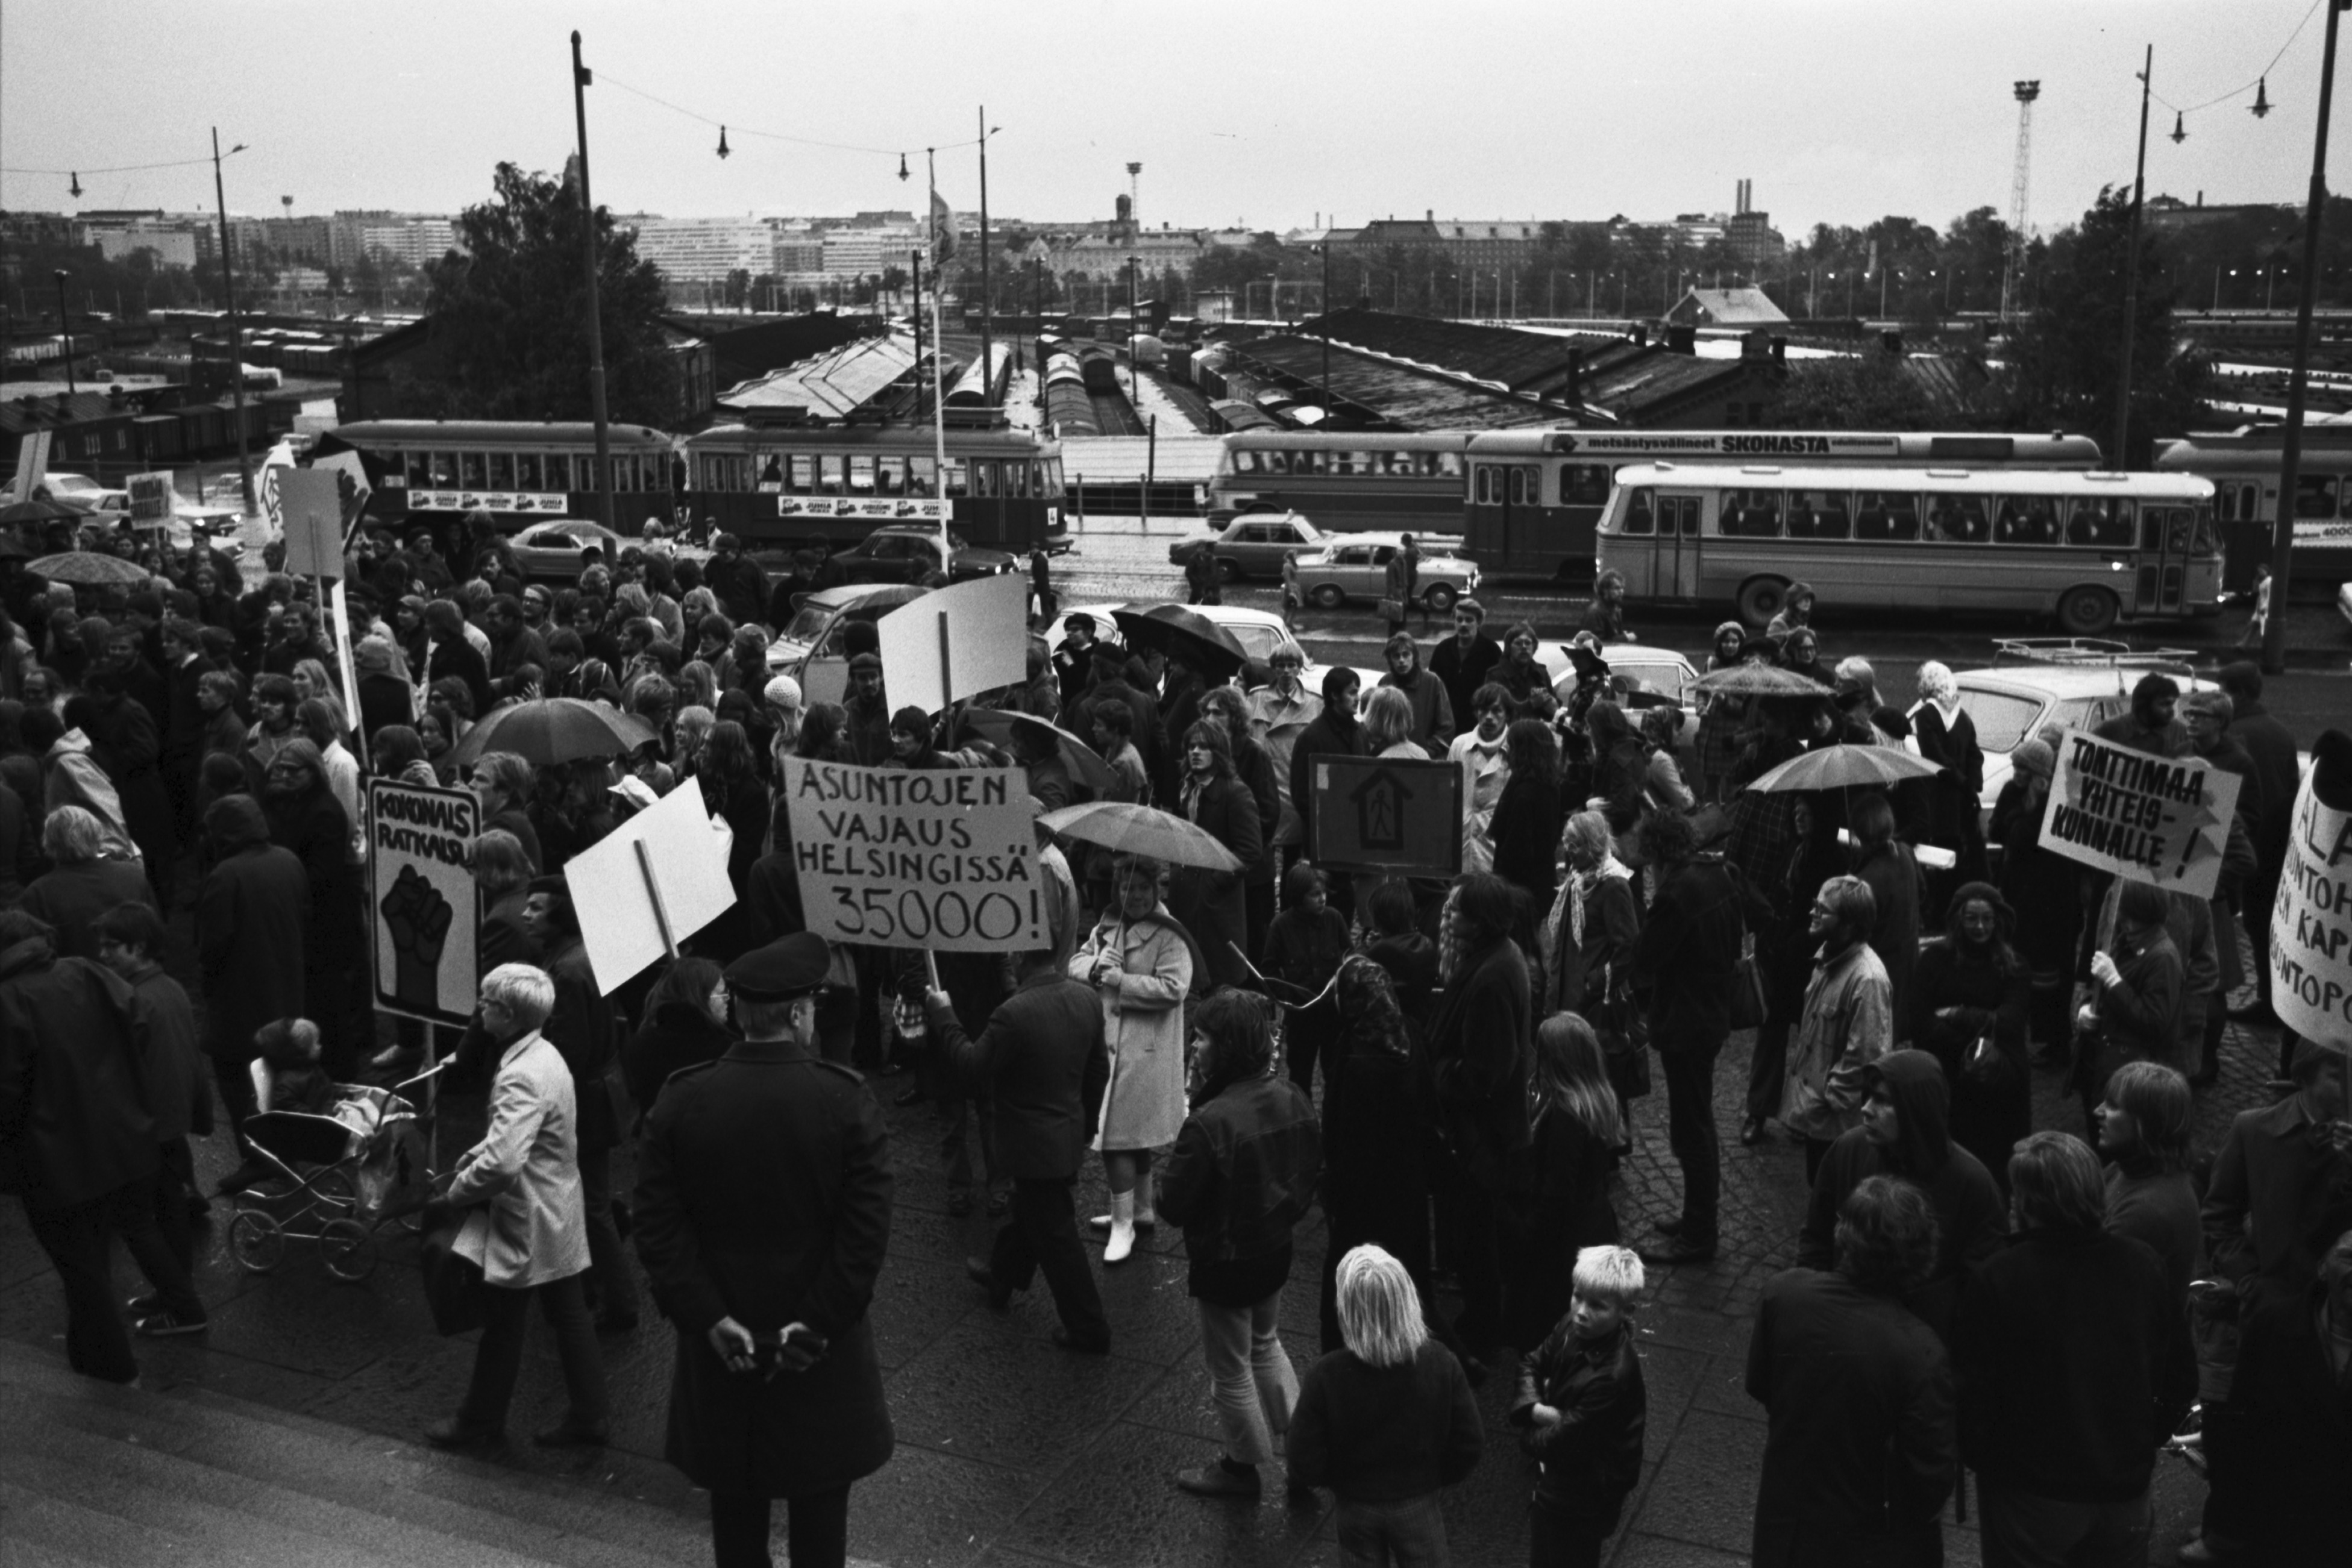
[2271,752,2352,1045]
[565,779,739,994]
[1309,756,1463,877]
[279,468,345,579]
[876,572,1029,716]
[369,779,481,1026]
[2036,729,2241,900]
[783,757,1045,952]
[309,450,374,543]
[127,471,176,530]
[8,432,51,504]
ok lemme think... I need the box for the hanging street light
[717,125,730,158]
[2171,110,2187,143]
[2253,77,2273,117]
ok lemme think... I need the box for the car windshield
[1954,687,2048,753]
[1224,624,1285,663]
[779,604,833,644]
[1608,660,1687,698]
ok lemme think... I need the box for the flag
[930,188,956,268]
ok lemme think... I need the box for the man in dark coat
[928,947,1112,1351]
[425,599,494,723]
[0,908,202,1383]
[2091,673,2186,758]
[157,616,214,841]
[2222,1228,2352,1567]
[519,877,638,1334]
[196,794,309,1187]
[2215,662,2298,1028]
[1955,1132,2194,1568]
[704,533,770,627]
[1427,599,1501,730]
[1631,809,1754,1265]
[1748,1175,1955,1567]
[1287,666,1365,917]
[16,805,158,959]
[635,933,894,1568]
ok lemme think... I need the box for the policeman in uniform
[634,932,894,1568]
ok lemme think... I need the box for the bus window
[1432,451,1464,478]
[1854,491,1921,541]
[1561,463,1611,507]
[1719,488,1781,537]
[2194,504,2219,554]
[909,456,938,497]
[2093,499,2134,547]
[1327,450,1355,476]
[1930,496,1989,543]
[2144,506,2195,553]
[2294,473,2338,518]
[848,455,876,494]
[942,459,968,497]
[515,453,543,491]
[1260,451,1289,475]
[488,451,515,491]
[813,455,844,495]
[1623,487,1655,536]
[406,451,433,488]
[1997,496,2060,544]
[1783,490,1850,539]
[545,453,572,492]
[459,451,487,488]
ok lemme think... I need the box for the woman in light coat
[427,962,609,1450]
[1071,853,1196,1264]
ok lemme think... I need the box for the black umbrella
[1111,604,1249,682]
[0,498,82,526]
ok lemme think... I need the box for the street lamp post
[2263,0,2347,675]
[53,271,75,395]
[570,31,615,532]
[210,128,254,509]
[1314,241,1332,418]
[2113,45,2155,471]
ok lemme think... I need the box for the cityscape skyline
[2,1,2327,242]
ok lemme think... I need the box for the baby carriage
[226,1061,444,1282]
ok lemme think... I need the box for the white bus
[1596,463,2222,635]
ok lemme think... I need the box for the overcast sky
[1,0,2332,240]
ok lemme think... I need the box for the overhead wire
[1,154,225,176]
[592,71,991,160]
[2150,0,2321,116]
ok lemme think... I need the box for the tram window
[1473,465,1494,505]
[406,451,433,488]
[874,457,905,496]
[1854,491,1921,541]
[1717,488,1780,538]
[2230,483,2259,521]
[784,454,811,492]
[1432,451,1464,478]
[544,453,572,492]
[610,456,636,493]
[848,455,876,494]
[2294,473,2339,518]
[514,453,542,491]
[942,459,968,497]
[973,461,999,498]
[459,451,487,488]
[1623,487,1655,536]
[909,456,938,497]
[1010,460,1032,498]
[813,455,844,494]
[1507,466,1538,506]
[1783,489,1850,539]
[487,452,515,491]
[1328,450,1356,477]
[1561,463,1611,507]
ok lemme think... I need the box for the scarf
[1563,852,1631,947]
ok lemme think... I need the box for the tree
[724,268,751,309]
[1994,187,2210,463]
[418,161,676,425]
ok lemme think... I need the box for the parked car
[1951,640,2212,822]
[831,524,1016,585]
[508,519,624,581]
[31,471,109,512]
[1296,533,1479,613]
[1537,644,1700,713]
[764,582,929,703]
[1167,511,1329,583]
[1045,601,1381,700]
[79,491,246,559]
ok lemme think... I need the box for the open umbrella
[1039,801,1244,873]
[0,498,84,526]
[28,550,155,586]
[447,697,660,769]
[959,708,1116,795]
[0,533,32,560]
[1748,742,1946,794]
[1693,662,1832,698]
[1112,604,1249,682]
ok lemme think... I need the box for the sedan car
[1044,601,1381,701]
[1951,642,2212,820]
[78,492,247,558]
[32,471,110,512]
[1167,511,1329,583]
[1535,642,1699,712]
[831,524,1016,585]
[509,519,625,581]
[1296,534,1479,614]
[764,582,930,701]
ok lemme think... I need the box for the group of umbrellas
[1692,663,1948,795]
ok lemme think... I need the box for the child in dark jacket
[1263,861,1352,1094]
[1288,1244,1483,1558]
[1511,1244,1648,1567]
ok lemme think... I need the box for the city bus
[1595,463,2222,635]
[2153,424,2352,597]
[685,422,1067,558]
[1203,430,1476,535]
[1464,428,2107,582]
[323,419,680,532]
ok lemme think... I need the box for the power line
[2152,0,2320,116]
[2,154,226,176]
[593,72,991,160]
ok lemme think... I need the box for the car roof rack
[1988,638,2199,679]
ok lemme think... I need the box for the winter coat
[1156,1071,1323,1269]
[1511,1318,1646,1516]
[2229,1279,2352,1565]
[1377,665,1454,753]
[16,858,158,960]
[449,1029,589,1289]
[0,936,160,1210]
[1631,855,1747,1048]
[1426,937,1532,1192]
[1505,1102,1622,1351]
[1782,939,1892,1144]
[1852,840,1922,1040]
[1908,924,2031,1188]
[1488,771,1563,914]
[633,1035,894,1497]
[1168,773,1260,988]
[2201,1093,2352,1306]
[1288,1341,1483,1504]
[622,1002,739,1115]
[930,969,1109,1181]
[1070,905,1193,1151]
[195,810,310,1062]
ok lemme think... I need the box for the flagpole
[929,149,952,583]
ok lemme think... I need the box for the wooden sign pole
[634,839,679,958]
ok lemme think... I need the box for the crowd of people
[1,513,2348,1568]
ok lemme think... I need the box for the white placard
[876,571,1029,716]
[2036,729,2243,902]
[2272,758,2352,1046]
[280,468,345,579]
[563,780,738,994]
[127,471,176,529]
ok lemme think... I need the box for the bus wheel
[1422,583,1457,614]
[2056,586,2119,636]
[1311,584,1347,610]
[1736,576,1788,629]
[1217,556,1244,585]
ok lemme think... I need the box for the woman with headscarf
[1910,882,2031,1193]
[1764,582,1816,639]
[1539,810,1640,1011]
[1908,659,1986,884]
[1167,721,1261,989]
[1316,954,1441,1355]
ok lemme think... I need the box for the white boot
[1103,1190,1137,1264]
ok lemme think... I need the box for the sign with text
[279,468,345,578]
[308,450,373,544]
[2271,753,2351,1045]
[783,757,1046,952]
[2037,729,2242,900]
[127,471,176,530]
[404,490,569,513]
[876,572,1029,715]
[368,779,481,1027]
[776,496,952,522]
[1309,756,1464,877]
[565,780,738,995]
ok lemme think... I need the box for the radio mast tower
[2001,81,2041,322]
